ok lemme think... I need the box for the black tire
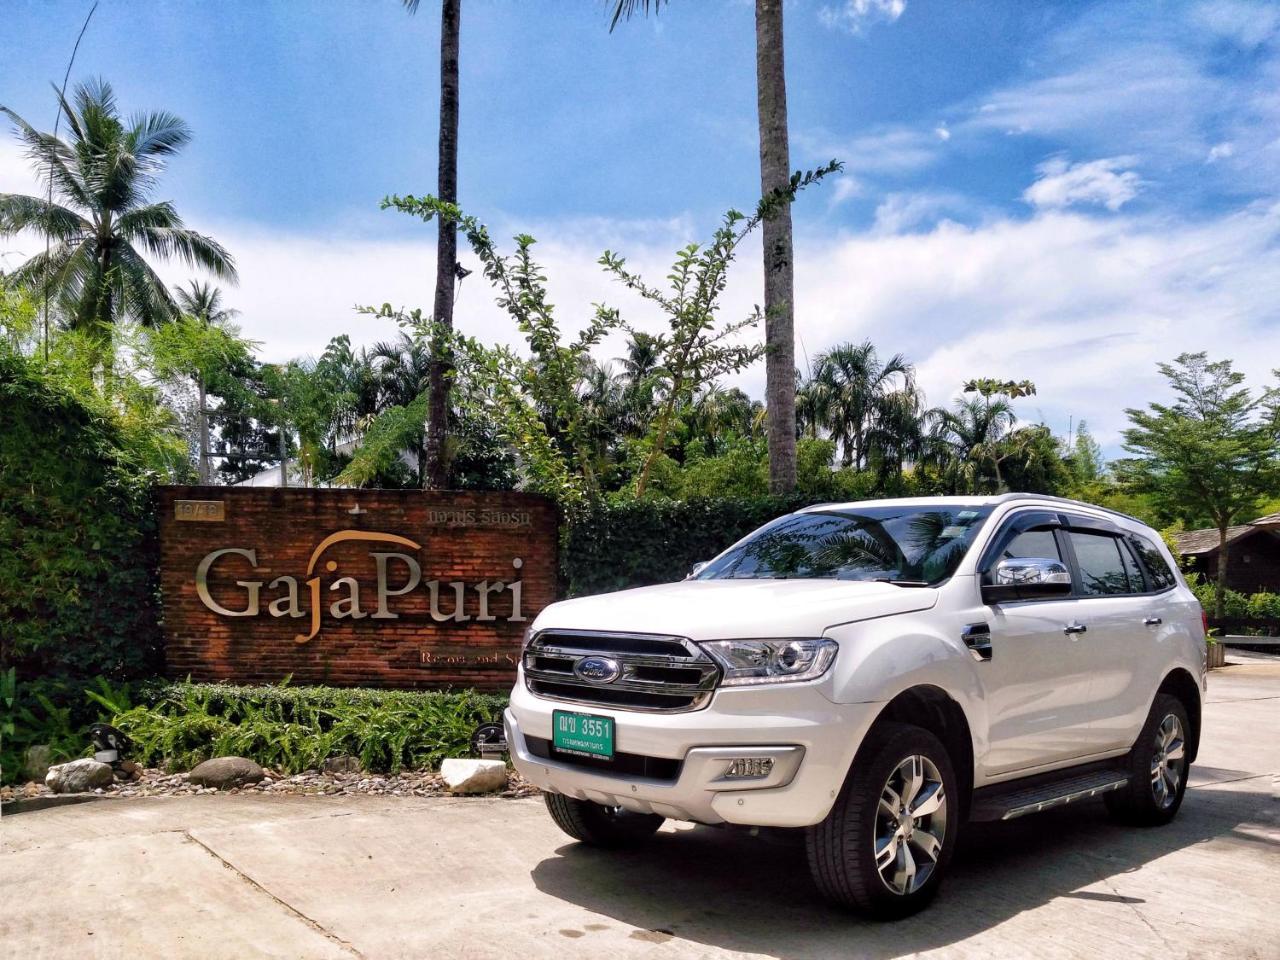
[543,793,665,847]
[806,722,959,920]
[1105,693,1191,826]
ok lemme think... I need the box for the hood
[536,579,938,640]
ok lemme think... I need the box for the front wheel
[1105,693,1190,826]
[544,793,665,847]
[806,722,958,920]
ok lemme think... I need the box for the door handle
[1144,617,1163,626]
[1063,622,1088,635]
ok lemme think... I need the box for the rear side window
[1068,531,1135,595]
[1131,536,1177,591]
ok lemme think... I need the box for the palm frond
[128,224,238,282]
[0,193,90,241]
[609,0,667,31]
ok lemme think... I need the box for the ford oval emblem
[574,655,622,684]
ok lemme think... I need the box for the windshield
[696,504,994,584]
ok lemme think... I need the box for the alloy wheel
[874,754,948,896]
[1150,713,1186,809]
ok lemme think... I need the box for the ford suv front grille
[523,629,720,713]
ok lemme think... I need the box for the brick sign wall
[158,486,558,690]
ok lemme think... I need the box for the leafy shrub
[112,681,508,774]
[1245,591,1280,620]
[0,352,162,682]
[0,673,136,783]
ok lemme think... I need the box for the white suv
[505,495,1206,918]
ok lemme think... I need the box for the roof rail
[993,492,1143,525]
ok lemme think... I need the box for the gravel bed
[1,766,540,802]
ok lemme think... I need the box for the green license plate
[552,710,614,760]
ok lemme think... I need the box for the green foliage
[112,682,508,775]
[0,675,137,784]
[1120,352,1280,616]
[0,350,163,683]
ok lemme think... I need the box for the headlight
[700,638,838,686]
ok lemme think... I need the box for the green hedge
[0,353,162,681]
[111,681,508,774]
[561,495,820,596]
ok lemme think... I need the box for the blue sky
[3,0,1280,450]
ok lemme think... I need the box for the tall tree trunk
[755,0,796,494]
[197,374,211,483]
[1215,524,1229,619]
[424,0,460,490]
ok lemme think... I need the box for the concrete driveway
[3,659,1278,960]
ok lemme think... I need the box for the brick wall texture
[158,486,558,690]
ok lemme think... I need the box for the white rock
[45,758,114,793]
[440,758,508,794]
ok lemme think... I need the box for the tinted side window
[1131,536,1176,591]
[1069,531,1133,595]
[1118,540,1145,591]
[1002,529,1062,562]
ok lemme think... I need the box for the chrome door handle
[1063,622,1088,635]
[1144,617,1163,626]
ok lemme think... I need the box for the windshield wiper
[873,578,931,587]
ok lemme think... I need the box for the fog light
[723,757,774,779]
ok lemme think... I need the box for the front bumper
[505,677,883,828]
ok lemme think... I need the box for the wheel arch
[869,684,976,820]
[1157,667,1202,764]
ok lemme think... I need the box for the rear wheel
[1105,693,1190,826]
[544,793,665,847]
[806,722,958,920]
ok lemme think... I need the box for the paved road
[3,660,1278,960]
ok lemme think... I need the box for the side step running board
[970,764,1130,822]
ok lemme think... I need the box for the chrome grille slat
[524,629,719,713]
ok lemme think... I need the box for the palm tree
[927,394,1018,494]
[611,0,799,494]
[811,340,916,470]
[617,330,662,435]
[0,79,236,340]
[403,0,461,490]
[370,332,434,480]
[175,281,239,483]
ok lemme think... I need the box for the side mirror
[686,561,710,580]
[981,557,1072,604]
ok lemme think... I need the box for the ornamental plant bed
[110,681,508,775]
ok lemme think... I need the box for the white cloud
[795,124,942,177]
[828,175,863,207]
[934,124,951,142]
[819,0,906,35]
[1023,157,1142,212]
[790,203,1280,449]
[1207,141,1236,162]
[870,191,975,234]
[1191,0,1280,49]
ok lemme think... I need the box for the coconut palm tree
[927,394,1018,494]
[175,281,239,482]
[811,340,916,470]
[610,0,799,494]
[402,0,461,490]
[0,79,236,338]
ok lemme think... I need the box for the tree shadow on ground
[530,783,1276,959]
